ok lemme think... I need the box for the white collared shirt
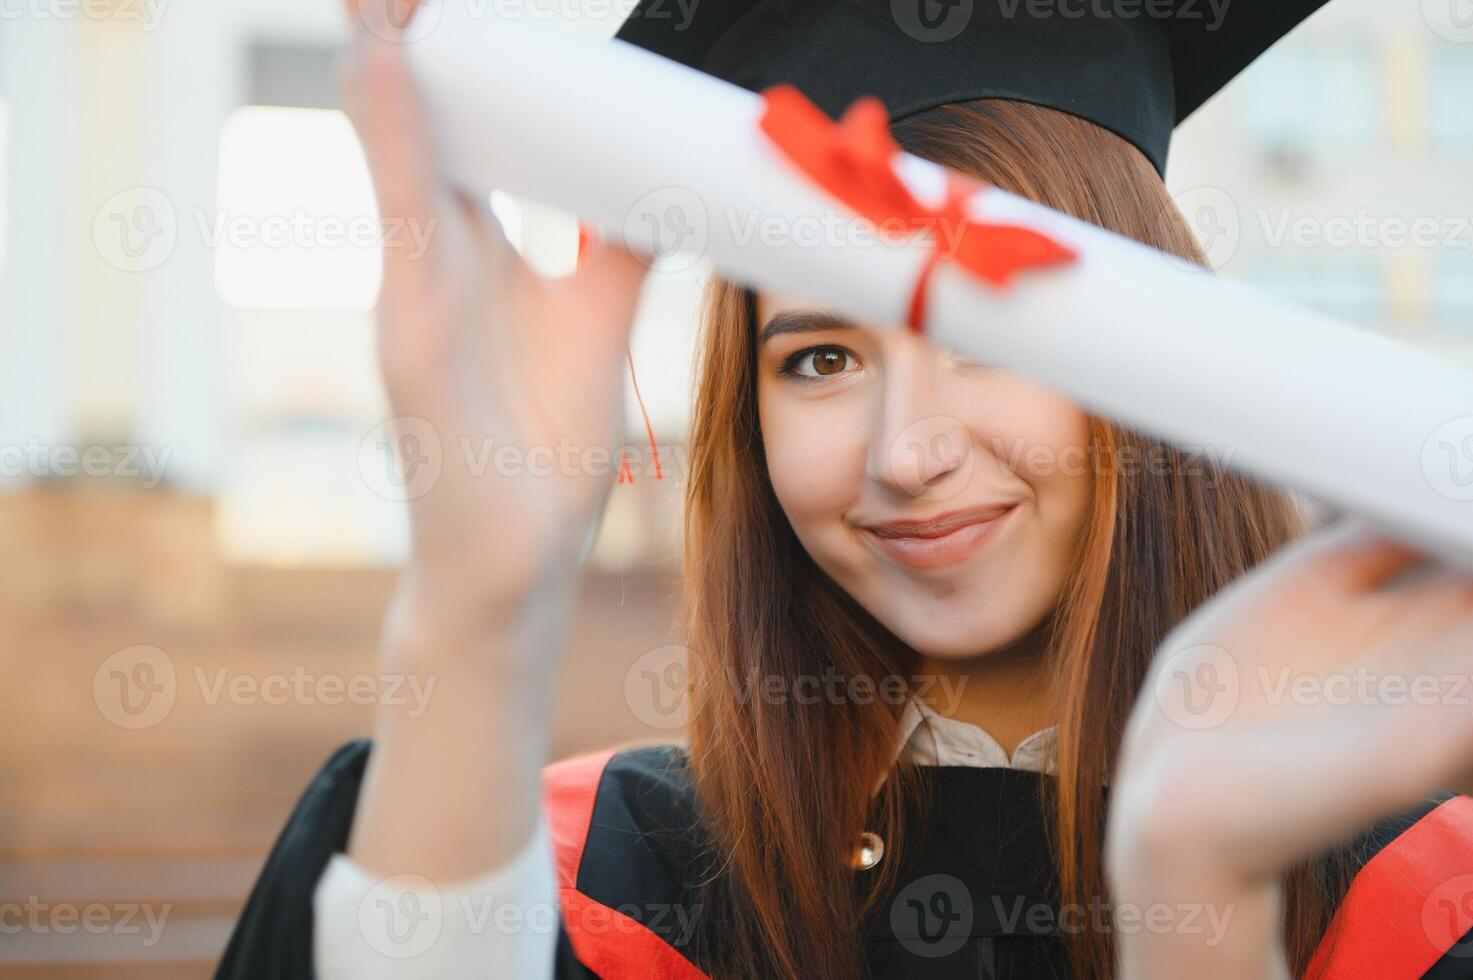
[312,703,1057,979]
[898,698,1057,773]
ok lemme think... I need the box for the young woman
[218,1,1473,977]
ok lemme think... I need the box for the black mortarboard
[614,0,1332,176]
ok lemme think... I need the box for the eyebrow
[757,310,856,345]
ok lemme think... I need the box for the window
[1236,39,1377,155]
[1431,41,1473,153]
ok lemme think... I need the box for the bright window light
[214,106,381,311]
[0,98,8,277]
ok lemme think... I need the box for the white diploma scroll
[404,1,1473,566]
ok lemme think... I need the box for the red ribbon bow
[757,84,1078,333]
[580,86,1075,488]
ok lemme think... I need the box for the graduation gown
[217,740,1473,979]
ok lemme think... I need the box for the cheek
[757,385,868,531]
[986,381,1094,546]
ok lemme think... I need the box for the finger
[337,1,440,273]
[1286,518,1429,593]
[1369,631,1473,812]
[342,0,421,33]
[569,241,651,342]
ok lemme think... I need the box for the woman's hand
[1107,519,1473,978]
[336,0,649,883]
[343,0,649,627]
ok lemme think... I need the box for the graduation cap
[614,0,1332,176]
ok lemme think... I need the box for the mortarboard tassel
[577,221,664,488]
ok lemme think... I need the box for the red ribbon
[757,84,1078,333]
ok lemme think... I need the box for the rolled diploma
[405,1,1473,567]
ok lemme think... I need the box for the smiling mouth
[858,504,1018,571]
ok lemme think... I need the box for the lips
[857,504,1018,570]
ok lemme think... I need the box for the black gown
[216,740,1473,979]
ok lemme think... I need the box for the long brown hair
[679,98,1349,979]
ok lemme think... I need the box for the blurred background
[1,0,1470,975]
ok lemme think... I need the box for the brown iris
[811,348,847,376]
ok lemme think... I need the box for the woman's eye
[781,346,858,380]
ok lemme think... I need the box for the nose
[864,341,971,498]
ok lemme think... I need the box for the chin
[869,593,1042,661]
